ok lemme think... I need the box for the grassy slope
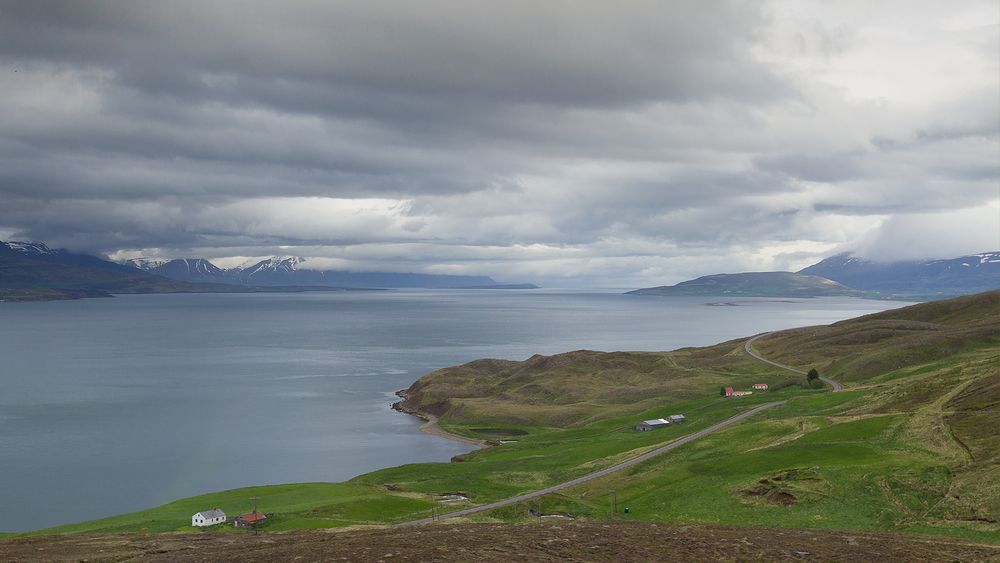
[396,346,785,428]
[33,483,437,535]
[19,291,1000,542]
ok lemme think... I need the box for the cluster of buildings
[633,413,686,431]
[191,508,268,528]
[725,383,768,398]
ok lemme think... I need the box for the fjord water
[0,290,908,532]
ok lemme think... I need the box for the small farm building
[730,390,753,397]
[634,418,671,431]
[192,508,226,527]
[724,387,735,397]
[668,414,686,423]
[752,383,769,390]
[234,511,268,528]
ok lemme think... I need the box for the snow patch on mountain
[4,241,57,255]
[125,258,168,270]
[975,252,1000,264]
[241,256,305,275]
[177,258,223,275]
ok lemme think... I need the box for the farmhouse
[752,383,769,390]
[234,511,268,528]
[191,508,226,527]
[724,386,735,397]
[634,418,671,431]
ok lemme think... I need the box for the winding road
[744,332,843,392]
[398,400,785,527]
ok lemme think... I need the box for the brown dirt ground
[3,521,1000,562]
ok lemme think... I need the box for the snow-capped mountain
[799,252,1000,296]
[3,241,57,256]
[240,256,305,276]
[124,258,168,271]
[130,258,231,283]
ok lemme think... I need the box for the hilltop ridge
[628,271,857,298]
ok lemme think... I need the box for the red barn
[752,383,768,390]
[724,387,735,397]
[234,511,268,528]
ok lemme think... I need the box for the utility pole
[249,496,260,535]
[611,491,617,519]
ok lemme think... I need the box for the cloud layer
[1,0,997,286]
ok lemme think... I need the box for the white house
[634,418,671,431]
[192,508,226,527]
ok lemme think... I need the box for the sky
[1,1,997,287]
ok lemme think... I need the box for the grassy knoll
[395,345,788,428]
[17,291,1000,541]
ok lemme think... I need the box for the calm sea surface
[0,290,910,531]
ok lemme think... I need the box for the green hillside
[20,291,1000,542]
[628,271,862,297]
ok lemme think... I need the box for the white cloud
[856,200,1000,261]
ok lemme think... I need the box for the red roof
[239,511,267,523]
[724,387,734,394]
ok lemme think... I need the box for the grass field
[15,291,1000,543]
[31,482,438,535]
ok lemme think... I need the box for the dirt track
[745,333,844,391]
[4,521,999,562]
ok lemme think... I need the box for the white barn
[634,418,671,431]
[192,508,226,527]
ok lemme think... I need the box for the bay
[0,289,909,531]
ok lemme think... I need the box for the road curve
[744,333,843,392]
[398,400,785,527]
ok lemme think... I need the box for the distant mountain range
[798,252,1000,296]
[0,240,537,301]
[125,255,537,289]
[0,241,229,301]
[629,251,1000,298]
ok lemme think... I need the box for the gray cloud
[0,0,997,286]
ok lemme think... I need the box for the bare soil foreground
[4,522,1000,562]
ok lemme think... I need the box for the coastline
[391,391,489,448]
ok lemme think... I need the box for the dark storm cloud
[0,1,785,107]
[0,0,996,285]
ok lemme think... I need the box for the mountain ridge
[0,240,537,300]
[629,251,1000,298]
[798,251,1000,296]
